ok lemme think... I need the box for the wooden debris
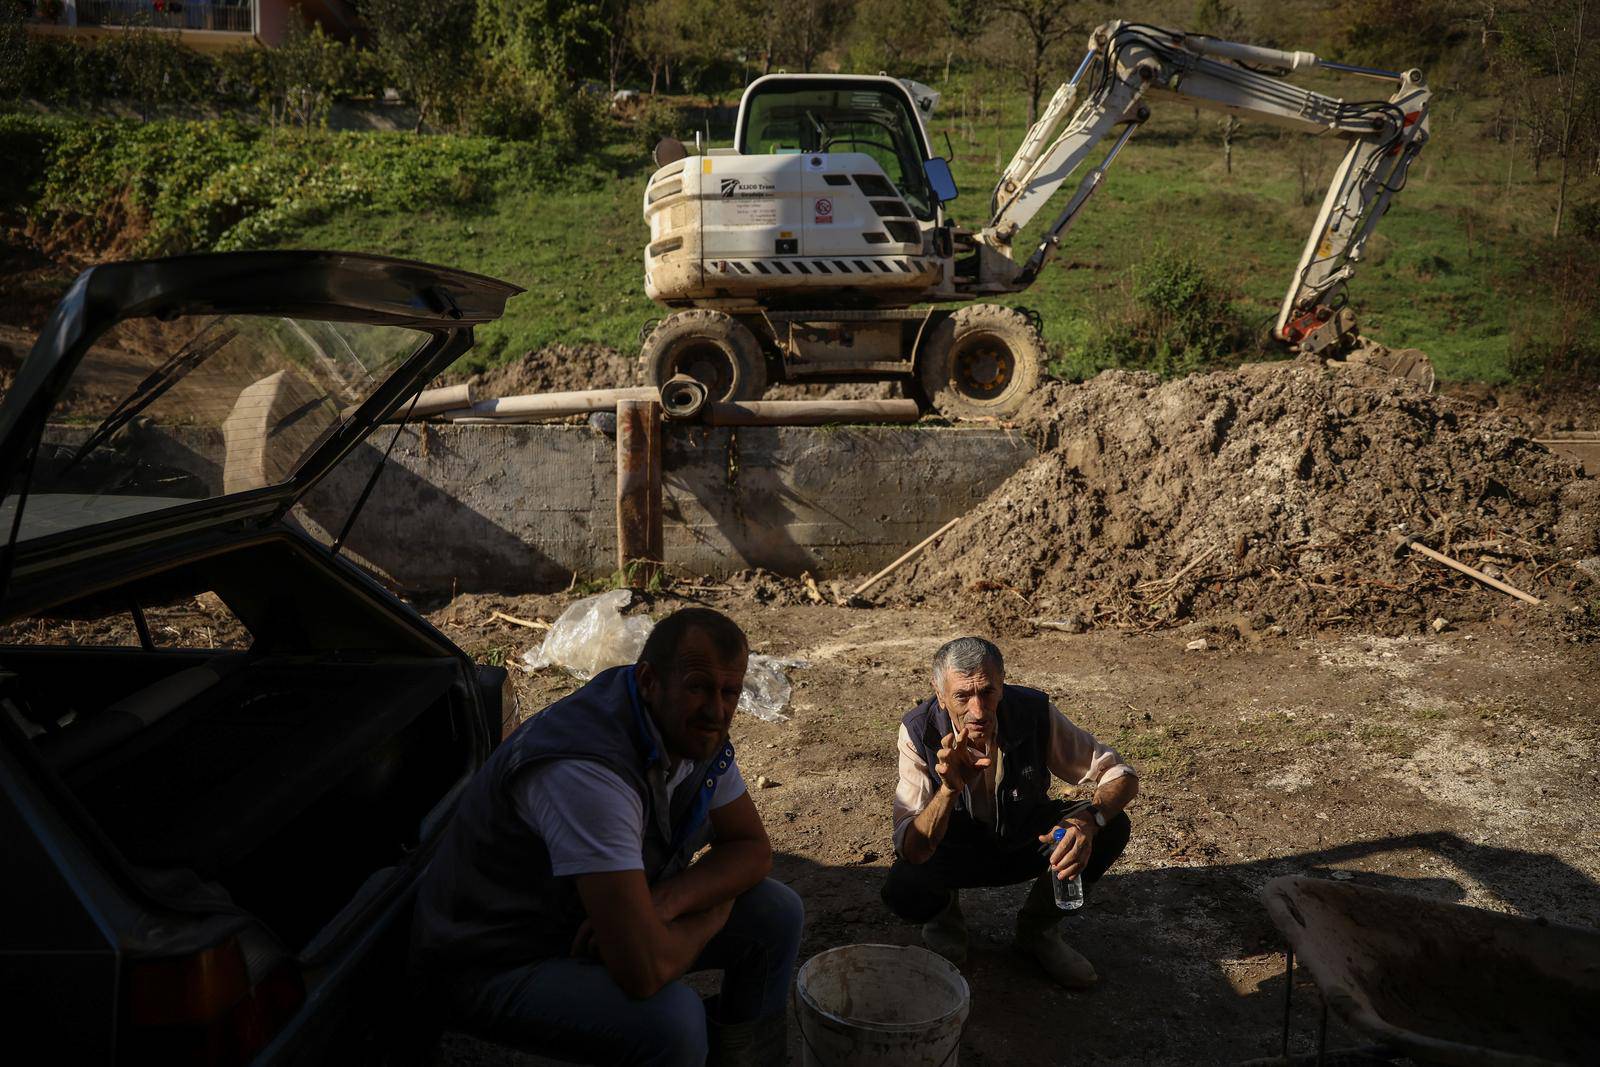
[490,610,550,630]
[1136,545,1219,596]
[852,516,962,598]
[1394,533,1542,606]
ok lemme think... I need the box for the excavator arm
[981,21,1430,353]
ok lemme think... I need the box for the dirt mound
[1444,380,1600,435]
[461,343,644,396]
[885,359,1597,637]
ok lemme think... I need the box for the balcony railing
[73,1,256,34]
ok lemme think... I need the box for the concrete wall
[296,423,1037,593]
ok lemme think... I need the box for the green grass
[290,162,650,373]
[6,70,1595,383]
[287,75,1595,382]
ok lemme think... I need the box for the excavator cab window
[739,80,936,221]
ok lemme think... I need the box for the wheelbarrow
[1256,874,1600,1066]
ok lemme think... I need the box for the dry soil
[432,587,1600,1066]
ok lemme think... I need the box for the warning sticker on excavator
[814,197,833,224]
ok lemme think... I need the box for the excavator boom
[985,21,1430,346]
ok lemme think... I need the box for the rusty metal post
[616,399,663,585]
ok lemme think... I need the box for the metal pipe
[1068,48,1097,87]
[1015,114,1144,287]
[1179,35,1318,72]
[659,375,709,420]
[1315,59,1406,83]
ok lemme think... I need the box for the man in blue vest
[413,607,803,1066]
[883,636,1136,988]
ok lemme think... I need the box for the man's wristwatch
[1085,803,1107,829]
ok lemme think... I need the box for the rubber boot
[1013,874,1097,989]
[921,889,968,966]
[706,1011,787,1067]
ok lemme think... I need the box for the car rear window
[1,315,426,545]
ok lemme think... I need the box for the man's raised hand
[935,726,992,794]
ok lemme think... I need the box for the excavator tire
[917,304,1043,420]
[642,310,768,402]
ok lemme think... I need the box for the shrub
[0,114,550,255]
[1084,246,1259,377]
[1506,234,1600,382]
[215,17,378,128]
[631,94,688,157]
[465,58,607,152]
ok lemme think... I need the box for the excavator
[640,19,1434,418]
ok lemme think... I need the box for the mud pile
[886,359,1597,636]
[461,342,643,396]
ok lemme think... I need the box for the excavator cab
[736,76,941,221]
[643,74,950,314]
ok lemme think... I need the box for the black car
[0,252,523,1063]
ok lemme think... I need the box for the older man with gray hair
[881,636,1136,988]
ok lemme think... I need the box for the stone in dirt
[885,361,1595,637]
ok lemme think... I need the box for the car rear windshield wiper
[63,324,238,472]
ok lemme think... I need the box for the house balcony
[77,0,256,34]
[26,1,355,52]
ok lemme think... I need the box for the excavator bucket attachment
[1344,343,1437,393]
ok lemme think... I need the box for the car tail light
[121,937,305,1065]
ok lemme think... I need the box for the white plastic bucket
[795,943,970,1067]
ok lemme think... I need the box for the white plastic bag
[739,655,808,723]
[522,592,805,720]
[522,590,652,680]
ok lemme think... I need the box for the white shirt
[514,757,746,877]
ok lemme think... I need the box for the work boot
[1013,874,1098,989]
[921,890,968,966]
[706,1010,787,1067]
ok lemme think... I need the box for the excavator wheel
[642,309,768,402]
[917,304,1044,420]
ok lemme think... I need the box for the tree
[846,0,942,76]
[361,0,476,130]
[628,0,694,93]
[269,17,363,128]
[1499,0,1600,236]
[939,0,991,81]
[600,0,638,92]
[990,0,1079,126]
[0,2,27,104]
[1192,0,1247,173]
[475,0,607,89]
[772,0,850,74]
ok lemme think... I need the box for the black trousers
[881,801,1132,923]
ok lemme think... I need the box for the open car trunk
[1,532,488,960]
[0,252,520,1061]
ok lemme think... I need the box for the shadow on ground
[772,831,1600,1065]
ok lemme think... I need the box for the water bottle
[1048,827,1085,911]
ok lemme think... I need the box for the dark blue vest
[901,683,1054,852]
[412,665,729,977]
